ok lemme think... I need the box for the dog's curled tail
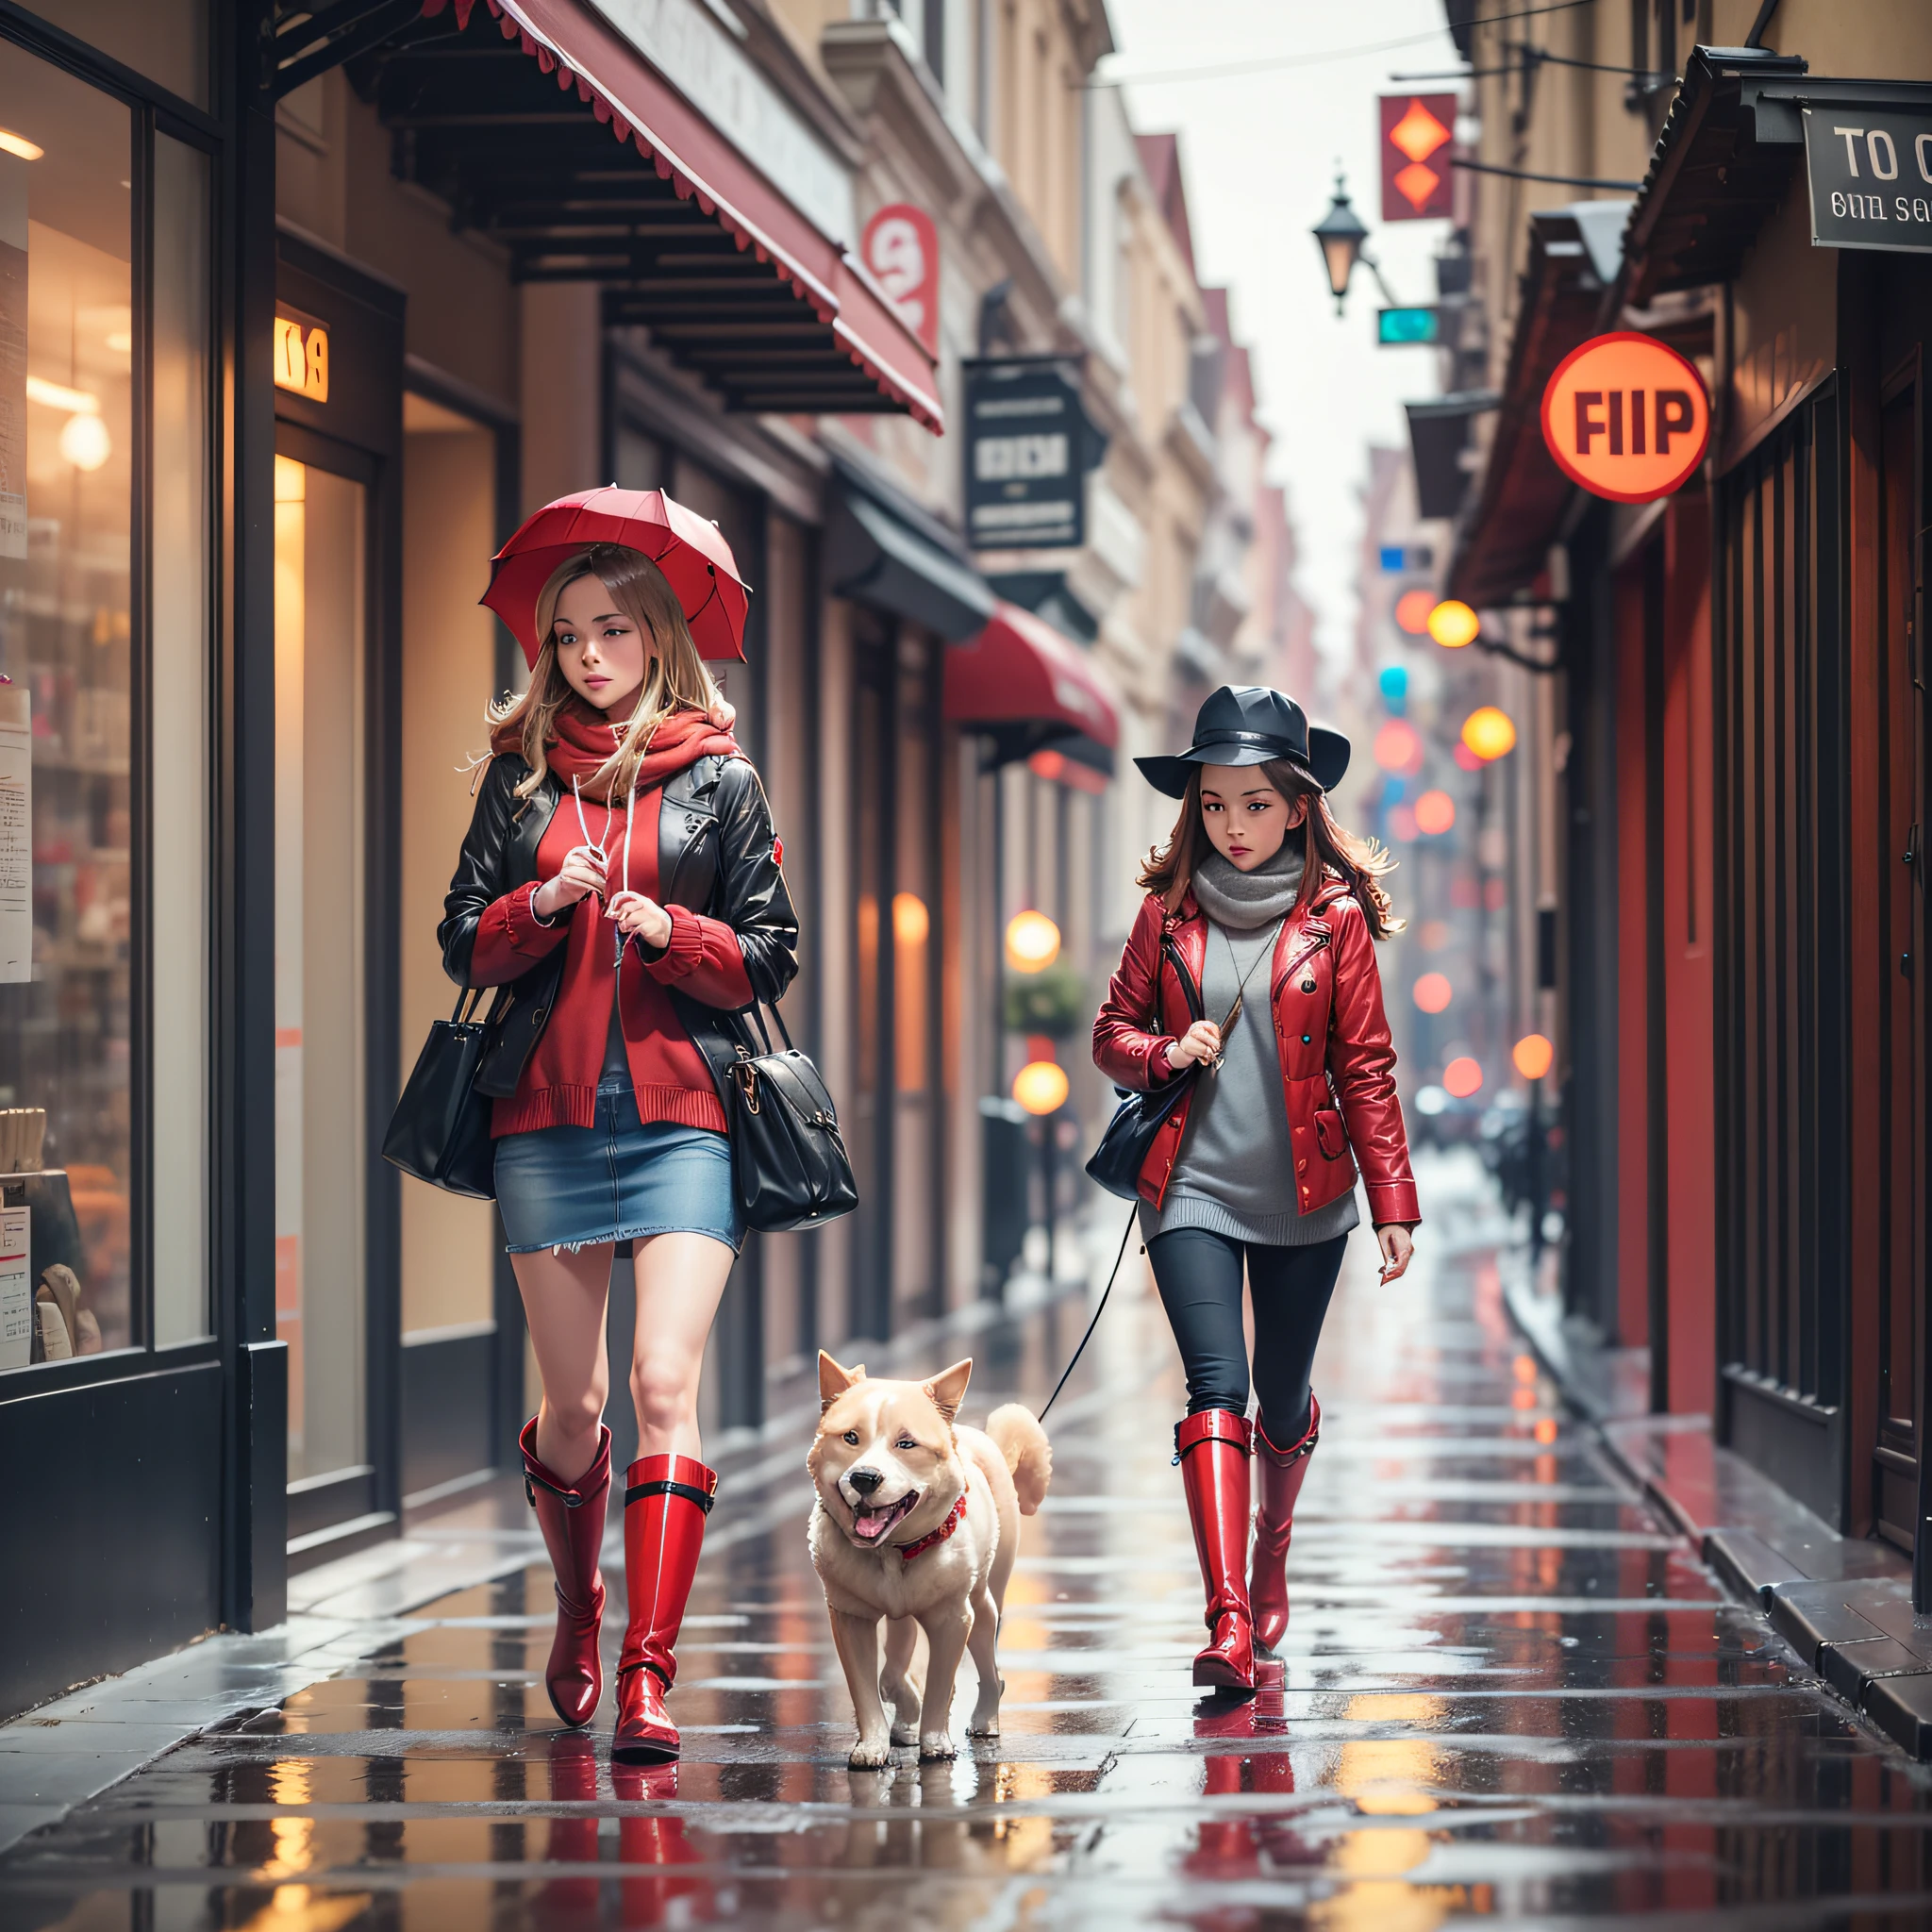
[987,1404,1052,1516]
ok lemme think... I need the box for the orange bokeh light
[1414,789,1456,835]
[1442,1055,1483,1097]
[1374,719,1422,773]
[1412,972,1452,1014]
[1533,1416,1559,1444]
[1426,599,1480,648]
[1512,1032,1555,1080]
[1394,588,1436,634]
[1461,706,1518,760]
[1012,1059,1070,1116]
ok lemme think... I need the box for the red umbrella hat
[482,487,751,666]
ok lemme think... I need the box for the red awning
[944,603,1120,757]
[421,0,941,430]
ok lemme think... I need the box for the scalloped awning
[408,0,941,428]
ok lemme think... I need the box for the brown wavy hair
[1137,758,1402,939]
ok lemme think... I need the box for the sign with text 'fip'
[1539,332,1709,504]
[1804,107,1932,254]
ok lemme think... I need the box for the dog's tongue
[853,1509,891,1543]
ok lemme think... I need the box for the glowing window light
[1427,599,1479,648]
[1414,789,1456,835]
[0,128,43,162]
[1012,1058,1069,1115]
[1412,972,1452,1014]
[892,891,928,946]
[1461,706,1518,760]
[26,375,98,414]
[58,413,111,471]
[1004,909,1060,973]
[1442,1055,1484,1098]
[1512,1032,1555,1080]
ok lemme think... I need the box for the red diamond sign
[1380,94,1457,221]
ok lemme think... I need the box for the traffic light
[1379,94,1457,221]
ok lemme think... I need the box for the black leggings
[1146,1226,1347,1443]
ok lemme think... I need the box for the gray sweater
[1141,847,1360,1248]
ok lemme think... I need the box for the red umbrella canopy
[482,487,751,666]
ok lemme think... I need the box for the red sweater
[468,787,754,1137]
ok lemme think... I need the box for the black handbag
[723,1001,858,1234]
[1085,935,1202,1201]
[382,986,503,1201]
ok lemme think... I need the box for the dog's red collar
[895,1491,968,1561]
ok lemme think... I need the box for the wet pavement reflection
[9,1175,1932,1927]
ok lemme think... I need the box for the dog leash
[1036,1204,1140,1425]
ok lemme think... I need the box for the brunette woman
[1092,685,1419,1695]
[441,541,796,1762]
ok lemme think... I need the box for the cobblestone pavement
[8,1165,1932,1927]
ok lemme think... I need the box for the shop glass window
[20,3,208,110]
[0,38,213,1372]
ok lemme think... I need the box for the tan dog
[808,1352,1051,1767]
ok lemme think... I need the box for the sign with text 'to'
[1540,331,1709,504]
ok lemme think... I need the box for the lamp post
[1311,171,1402,314]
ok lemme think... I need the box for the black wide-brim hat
[1135,684,1351,797]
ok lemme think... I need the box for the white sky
[1102,0,1464,666]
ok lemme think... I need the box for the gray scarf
[1189,842,1305,931]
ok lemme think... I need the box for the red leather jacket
[1091,874,1420,1226]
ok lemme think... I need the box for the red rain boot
[1175,1408,1257,1694]
[612,1453,716,1764]
[521,1418,611,1728]
[1248,1394,1321,1659]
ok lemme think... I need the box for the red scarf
[491,700,739,802]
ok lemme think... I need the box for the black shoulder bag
[1085,934,1202,1201]
[383,986,505,1201]
[724,1001,859,1233]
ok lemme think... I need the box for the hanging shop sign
[273,305,329,402]
[1539,331,1709,504]
[962,358,1108,553]
[1379,94,1457,221]
[1804,107,1932,253]
[860,204,940,356]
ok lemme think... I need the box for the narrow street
[8,1159,1932,1928]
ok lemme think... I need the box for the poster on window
[0,155,24,559]
[0,1205,27,1370]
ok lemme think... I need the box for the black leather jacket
[438,750,799,1106]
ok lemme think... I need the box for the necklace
[1209,915,1288,1072]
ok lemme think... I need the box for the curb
[1502,1268,1932,1763]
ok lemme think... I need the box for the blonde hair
[488,543,722,802]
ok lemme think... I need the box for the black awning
[823,455,994,641]
[1405,391,1499,521]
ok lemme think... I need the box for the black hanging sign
[962,358,1107,553]
[1804,106,1932,254]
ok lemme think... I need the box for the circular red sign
[1540,331,1710,504]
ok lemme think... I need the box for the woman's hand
[1376,1224,1415,1283]
[707,695,737,731]
[533,843,607,921]
[1165,1020,1223,1072]
[609,891,673,951]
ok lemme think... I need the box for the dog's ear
[924,1357,973,1424]
[819,1350,866,1411]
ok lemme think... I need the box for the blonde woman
[440,542,796,1762]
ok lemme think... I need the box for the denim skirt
[494,1087,743,1256]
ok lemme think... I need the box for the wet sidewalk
[8,1156,1932,1927]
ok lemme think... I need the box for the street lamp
[1312,174,1370,313]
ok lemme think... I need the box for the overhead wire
[1087,0,1599,90]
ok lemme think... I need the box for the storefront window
[275,452,368,1482]
[0,51,134,1370]
[20,3,208,110]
